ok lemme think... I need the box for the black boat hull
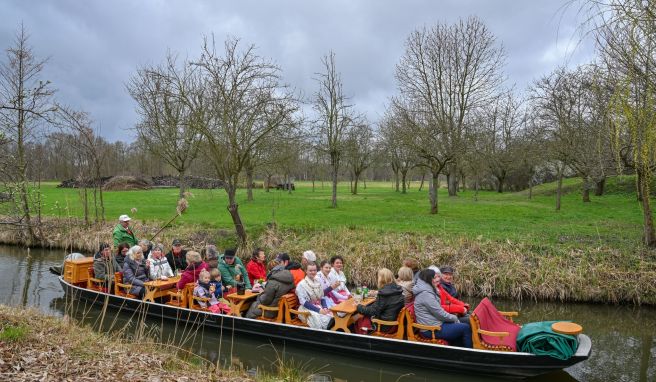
[58,277,591,378]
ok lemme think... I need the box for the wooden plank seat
[257,296,286,323]
[87,266,107,292]
[113,272,137,299]
[405,309,448,345]
[167,283,194,308]
[282,293,310,327]
[371,307,406,340]
[470,310,519,352]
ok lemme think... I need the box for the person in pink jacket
[177,251,209,290]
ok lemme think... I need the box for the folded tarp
[516,321,579,360]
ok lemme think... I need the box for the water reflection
[0,245,654,381]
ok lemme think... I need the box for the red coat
[177,261,209,290]
[246,260,267,286]
[438,284,468,315]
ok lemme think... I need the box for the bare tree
[0,25,56,243]
[312,51,356,208]
[380,110,417,193]
[395,17,505,212]
[191,37,298,247]
[128,54,203,199]
[345,121,375,195]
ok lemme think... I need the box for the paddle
[148,197,189,242]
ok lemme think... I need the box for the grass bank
[0,304,249,382]
[1,176,655,305]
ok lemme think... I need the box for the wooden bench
[167,283,194,308]
[405,309,448,345]
[282,293,309,327]
[256,295,286,323]
[470,310,519,351]
[113,272,137,299]
[86,266,107,292]
[371,307,406,340]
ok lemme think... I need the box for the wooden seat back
[190,285,211,312]
[113,272,137,298]
[405,308,448,345]
[282,293,309,327]
[257,295,286,323]
[167,283,193,308]
[371,307,406,340]
[86,266,106,292]
[469,311,519,352]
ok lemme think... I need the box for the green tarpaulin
[516,321,579,360]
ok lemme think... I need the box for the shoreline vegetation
[2,178,655,305]
[0,305,251,382]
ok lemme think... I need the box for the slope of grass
[32,178,645,250]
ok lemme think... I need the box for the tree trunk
[178,168,187,200]
[265,174,272,193]
[582,187,591,203]
[637,170,643,202]
[429,171,439,214]
[401,170,408,194]
[331,163,338,208]
[474,178,479,202]
[447,166,458,197]
[556,166,563,211]
[82,186,89,225]
[246,168,254,201]
[418,173,425,192]
[312,179,315,192]
[363,177,367,189]
[353,173,360,195]
[394,169,400,192]
[639,174,656,247]
[497,177,504,193]
[594,178,605,196]
[226,186,247,247]
[287,174,292,195]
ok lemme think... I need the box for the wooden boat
[56,268,591,378]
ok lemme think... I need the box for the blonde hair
[198,269,211,281]
[186,250,202,263]
[397,266,414,282]
[377,268,395,289]
[128,245,143,261]
[210,268,221,278]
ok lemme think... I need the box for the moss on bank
[0,305,250,382]
[1,217,655,305]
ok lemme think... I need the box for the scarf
[300,275,323,302]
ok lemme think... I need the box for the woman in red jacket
[246,248,267,286]
[177,251,209,290]
[429,266,470,324]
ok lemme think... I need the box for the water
[0,244,654,382]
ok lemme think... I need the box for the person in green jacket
[112,214,138,246]
[218,248,252,289]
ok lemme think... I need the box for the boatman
[113,214,138,247]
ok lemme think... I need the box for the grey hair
[128,245,143,260]
[152,243,165,253]
[206,244,218,258]
[138,239,151,247]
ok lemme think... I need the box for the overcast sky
[1,0,595,142]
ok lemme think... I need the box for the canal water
[0,245,653,382]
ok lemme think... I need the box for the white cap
[428,265,442,275]
[119,214,131,222]
[302,250,316,262]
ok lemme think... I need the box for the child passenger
[208,268,225,299]
[194,269,225,314]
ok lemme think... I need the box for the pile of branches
[57,176,112,188]
[58,175,223,189]
[151,175,224,189]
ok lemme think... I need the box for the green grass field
[35,176,645,249]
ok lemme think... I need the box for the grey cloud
[1,0,594,141]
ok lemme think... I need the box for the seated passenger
[122,245,149,298]
[355,268,404,333]
[246,248,267,286]
[267,252,290,279]
[440,266,459,298]
[396,266,415,306]
[218,248,252,290]
[204,244,220,270]
[177,251,209,290]
[138,239,152,259]
[413,268,472,348]
[295,262,335,329]
[193,269,228,314]
[208,268,226,299]
[301,250,317,269]
[165,239,187,273]
[429,265,470,323]
[402,258,421,280]
[316,260,340,308]
[286,261,305,286]
[93,243,120,287]
[245,264,294,319]
[115,242,130,270]
[328,255,351,303]
[147,243,174,280]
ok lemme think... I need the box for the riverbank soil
[0,305,250,382]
